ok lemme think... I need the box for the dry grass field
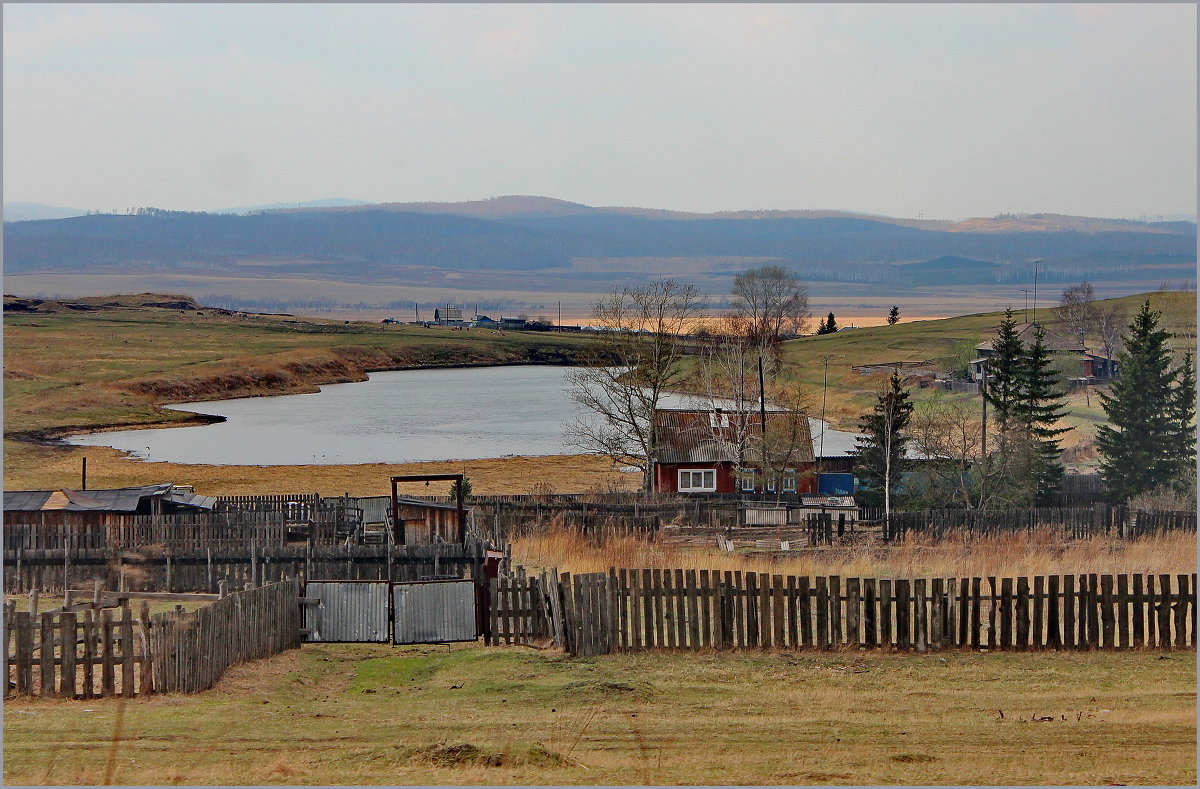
[3,442,636,497]
[512,526,1199,580]
[3,643,1194,786]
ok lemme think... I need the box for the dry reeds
[512,522,1197,579]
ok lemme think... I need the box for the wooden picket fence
[4,579,301,698]
[5,542,488,595]
[487,568,1197,657]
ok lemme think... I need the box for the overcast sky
[4,3,1195,219]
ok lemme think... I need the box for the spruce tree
[816,316,828,335]
[853,371,913,517]
[983,309,1025,428]
[1167,351,1196,484]
[825,312,838,333]
[1016,324,1071,503]
[1096,300,1180,502]
[887,306,900,325]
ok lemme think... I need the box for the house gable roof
[653,408,815,465]
[975,322,1087,353]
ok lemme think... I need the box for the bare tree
[1092,299,1125,362]
[695,315,775,468]
[565,280,705,491]
[908,393,1039,511]
[696,318,812,498]
[756,386,815,502]
[1057,281,1096,347]
[730,265,810,343]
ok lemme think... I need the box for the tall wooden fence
[4,579,301,698]
[149,578,301,694]
[4,542,490,595]
[3,507,362,552]
[487,568,1197,657]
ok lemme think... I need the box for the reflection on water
[67,365,862,465]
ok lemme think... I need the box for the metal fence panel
[305,582,390,642]
[393,581,477,644]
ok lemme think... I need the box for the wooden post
[845,578,860,649]
[120,601,135,697]
[81,609,95,699]
[14,612,33,695]
[39,612,55,697]
[60,612,77,698]
[139,601,153,696]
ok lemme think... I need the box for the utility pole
[1032,261,1042,326]
[818,354,844,472]
[980,370,987,460]
[758,355,767,439]
[1019,289,1032,323]
[558,301,562,327]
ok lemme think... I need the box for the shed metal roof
[3,484,215,512]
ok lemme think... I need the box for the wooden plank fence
[4,542,489,595]
[880,507,1195,540]
[4,579,302,698]
[487,568,1197,656]
[3,507,362,552]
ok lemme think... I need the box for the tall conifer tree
[1016,325,1071,503]
[1167,351,1196,484]
[983,309,1025,427]
[1096,300,1181,501]
[853,371,914,518]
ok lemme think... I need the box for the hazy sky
[4,3,1195,219]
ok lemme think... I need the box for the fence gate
[303,580,477,644]
[304,581,390,642]
[392,580,477,644]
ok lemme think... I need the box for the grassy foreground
[4,643,1195,786]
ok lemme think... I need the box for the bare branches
[1057,281,1096,347]
[564,280,705,490]
[730,265,810,343]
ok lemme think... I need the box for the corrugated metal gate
[304,580,477,644]
[393,580,477,644]
[305,581,391,642]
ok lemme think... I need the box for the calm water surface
[67,365,861,465]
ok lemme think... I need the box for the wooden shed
[393,497,472,545]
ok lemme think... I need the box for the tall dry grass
[512,523,1197,579]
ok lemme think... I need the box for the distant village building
[650,408,818,495]
[433,307,464,326]
[969,322,1118,382]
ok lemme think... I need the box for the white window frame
[782,469,798,493]
[678,468,717,492]
[709,411,730,429]
[738,468,757,493]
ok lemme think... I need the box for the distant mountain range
[3,202,89,222]
[3,197,1194,294]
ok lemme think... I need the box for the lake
[66,365,863,465]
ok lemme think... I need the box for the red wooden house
[651,409,817,495]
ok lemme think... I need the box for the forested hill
[4,205,1194,287]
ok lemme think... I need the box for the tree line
[859,301,1194,511]
[564,269,1195,509]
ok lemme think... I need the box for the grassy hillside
[3,296,611,490]
[772,290,1196,456]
